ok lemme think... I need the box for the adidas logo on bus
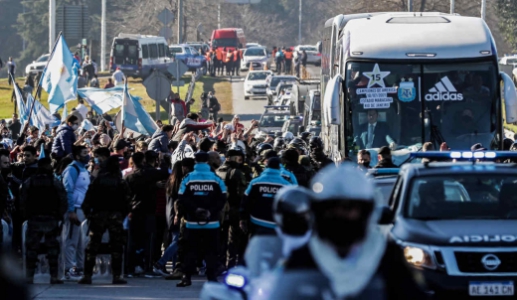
[424,76,464,101]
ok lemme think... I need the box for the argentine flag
[40,35,79,114]
[78,87,141,115]
[12,80,29,125]
[26,94,54,130]
[121,82,158,136]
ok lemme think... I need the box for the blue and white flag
[26,94,54,130]
[40,35,80,114]
[77,87,141,115]
[121,82,158,136]
[38,142,46,159]
[61,103,68,122]
[12,80,29,125]
[79,118,94,132]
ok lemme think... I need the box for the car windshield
[406,175,517,220]
[245,48,266,56]
[260,114,290,127]
[375,180,396,205]
[270,77,296,88]
[504,58,517,65]
[169,47,183,54]
[248,72,269,80]
[346,61,498,160]
[212,38,238,48]
[37,55,49,62]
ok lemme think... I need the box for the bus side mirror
[316,41,322,54]
[501,72,517,124]
[323,75,342,125]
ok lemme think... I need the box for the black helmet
[227,147,245,158]
[309,136,323,151]
[273,186,313,236]
[288,138,308,154]
[256,143,273,156]
[299,131,311,143]
[273,137,285,152]
[274,131,283,138]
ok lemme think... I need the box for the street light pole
[218,3,221,29]
[408,0,413,12]
[298,0,302,45]
[450,0,455,14]
[100,0,106,71]
[178,0,183,44]
[49,0,56,53]
[481,0,486,20]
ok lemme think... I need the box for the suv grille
[455,252,517,273]
[253,84,267,89]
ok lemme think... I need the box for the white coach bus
[320,12,517,164]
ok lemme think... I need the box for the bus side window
[158,44,165,58]
[142,44,149,59]
[149,44,158,59]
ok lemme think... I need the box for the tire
[245,96,249,100]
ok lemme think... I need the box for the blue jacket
[280,166,298,185]
[62,160,87,212]
[52,124,76,158]
[178,163,227,229]
[240,168,293,229]
[148,129,169,153]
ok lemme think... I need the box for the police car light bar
[367,168,400,175]
[409,151,517,160]
[264,105,289,109]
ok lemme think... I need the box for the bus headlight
[404,246,436,269]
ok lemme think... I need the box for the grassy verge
[0,75,233,123]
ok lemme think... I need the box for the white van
[110,33,172,78]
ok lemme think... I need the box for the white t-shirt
[76,103,88,119]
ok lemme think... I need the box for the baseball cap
[194,151,209,163]
[198,137,215,152]
[378,146,391,156]
[471,143,487,152]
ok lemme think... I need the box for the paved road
[30,277,205,299]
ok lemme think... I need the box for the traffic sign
[143,70,171,101]
[157,8,174,25]
[167,61,189,80]
[159,26,173,39]
[172,80,185,87]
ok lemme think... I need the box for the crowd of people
[0,90,341,286]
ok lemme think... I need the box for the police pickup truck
[379,151,517,298]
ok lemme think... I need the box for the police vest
[285,51,293,60]
[26,174,60,218]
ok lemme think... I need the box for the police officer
[278,164,428,299]
[299,132,312,145]
[262,150,298,185]
[79,156,130,285]
[240,157,293,237]
[176,151,227,287]
[308,136,333,171]
[288,137,308,156]
[273,186,313,259]
[281,149,310,187]
[273,137,285,152]
[216,148,248,269]
[20,157,67,284]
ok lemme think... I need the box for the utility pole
[49,0,56,53]
[100,0,106,71]
[407,0,413,12]
[298,0,302,45]
[481,0,486,20]
[450,0,455,14]
[178,0,183,44]
[218,3,221,29]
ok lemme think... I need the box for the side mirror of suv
[378,206,393,225]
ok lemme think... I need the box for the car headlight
[403,246,436,269]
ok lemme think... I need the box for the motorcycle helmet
[273,186,313,236]
[310,164,377,249]
[256,143,273,157]
[274,131,283,138]
[288,138,308,155]
[309,136,324,152]
[299,131,311,144]
[273,137,285,152]
[282,131,294,144]
[503,138,514,151]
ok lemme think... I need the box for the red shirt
[104,82,115,89]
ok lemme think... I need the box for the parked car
[25,54,50,76]
[169,44,208,74]
[293,45,321,66]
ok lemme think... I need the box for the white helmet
[282,131,294,143]
[310,163,375,203]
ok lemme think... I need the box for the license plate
[254,89,266,93]
[252,63,261,67]
[469,281,514,296]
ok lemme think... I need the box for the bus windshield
[212,38,238,48]
[345,60,498,158]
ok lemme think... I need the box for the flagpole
[26,31,64,132]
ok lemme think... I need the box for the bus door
[113,39,139,70]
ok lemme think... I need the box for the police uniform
[178,162,227,283]
[240,164,293,236]
[216,160,248,268]
[80,170,130,282]
[20,172,67,281]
